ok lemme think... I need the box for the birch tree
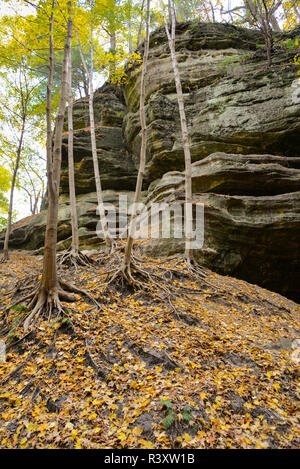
[120,0,151,283]
[160,0,193,262]
[99,0,151,289]
[58,26,94,268]
[76,4,114,252]
[67,36,79,258]
[160,0,208,280]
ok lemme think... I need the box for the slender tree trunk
[210,1,216,22]
[137,0,145,47]
[265,25,273,67]
[168,0,172,24]
[89,43,113,249]
[128,19,133,54]
[161,0,193,259]
[40,7,72,297]
[127,0,133,53]
[67,28,80,256]
[32,191,40,215]
[24,2,99,330]
[76,21,113,250]
[123,0,151,269]
[2,118,26,261]
[30,195,33,215]
[245,0,273,67]
[261,0,273,67]
[82,72,89,97]
[109,31,116,81]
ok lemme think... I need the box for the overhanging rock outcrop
[141,152,300,302]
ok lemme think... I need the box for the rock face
[141,152,300,302]
[1,22,300,301]
[60,86,138,194]
[124,23,300,181]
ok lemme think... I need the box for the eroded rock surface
[124,23,300,181]
[141,152,300,302]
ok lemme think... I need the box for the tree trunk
[123,0,151,269]
[67,30,80,256]
[23,2,92,331]
[32,191,40,215]
[261,0,273,67]
[161,0,193,259]
[168,0,172,24]
[76,18,113,250]
[127,0,133,54]
[40,6,72,297]
[245,0,273,66]
[2,118,26,261]
[109,31,116,81]
[128,19,133,54]
[137,0,145,47]
[89,43,113,249]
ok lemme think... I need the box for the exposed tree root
[95,239,121,265]
[95,244,210,304]
[23,285,75,331]
[57,248,96,271]
[165,253,218,292]
[2,278,101,332]
[98,252,195,316]
[124,245,215,291]
[117,249,218,294]
[0,254,9,263]
[3,289,40,314]
[107,261,156,288]
[13,275,40,296]
[59,280,102,309]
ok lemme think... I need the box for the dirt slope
[0,253,299,449]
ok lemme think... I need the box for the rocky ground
[0,251,299,449]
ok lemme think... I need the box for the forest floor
[0,251,299,449]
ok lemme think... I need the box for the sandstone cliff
[1,22,300,301]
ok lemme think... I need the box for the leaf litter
[0,252,299,449]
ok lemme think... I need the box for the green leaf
[182,406,192,423]
[162,411,175,429]
[10,304,27,312]
[161,399,173,409]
